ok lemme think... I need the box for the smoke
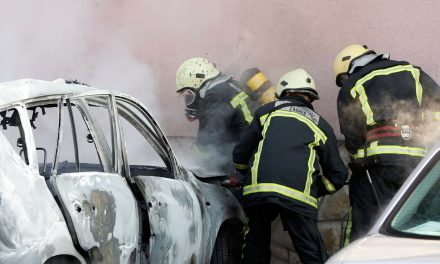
[1,1,93,80]
[0,0,168,168]
[338,94,440,153]
[419,110,440,149]
[0,0,157,108]
[0,0,234,173]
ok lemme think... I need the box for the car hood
[327,233,440,263]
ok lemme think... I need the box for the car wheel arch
[210,219,244,264]
[44,255,83,264]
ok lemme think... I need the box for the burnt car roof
[0,79,98,106]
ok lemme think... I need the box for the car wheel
[210,225,243,264]
[44,255,82,264]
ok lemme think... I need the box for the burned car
[0,79,245,264]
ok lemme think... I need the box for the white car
[0,79,245,264]
[327,143,440,263]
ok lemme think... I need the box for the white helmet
[276,68,319,100]
[176,57,221,92]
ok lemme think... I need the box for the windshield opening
[386,152,440,238]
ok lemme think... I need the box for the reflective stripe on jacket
[337,59,440,165]
[197,78,253,172]
[233,97,347,219]
[230,91,253,124]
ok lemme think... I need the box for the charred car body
[0,79,245,264]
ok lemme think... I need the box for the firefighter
[176,57,253,174]
[239,67,277,112]
[333,44,440,244]
[233,68,348,264]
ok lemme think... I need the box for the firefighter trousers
[243,204,327,264]
[345,164,413,243]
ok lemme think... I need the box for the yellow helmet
[240,68,276,105]
[176,57,220,92]
[333,44,373,87]
[276,68,318,100]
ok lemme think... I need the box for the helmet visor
[180,89,197,106]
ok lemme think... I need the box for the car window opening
[387,153,440,239]
[28,98,116,176]
[116,99,172,179]
[0,108,29,165]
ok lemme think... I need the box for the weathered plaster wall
[2,1,440,138]
[101,0,440,138]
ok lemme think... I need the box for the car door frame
[47,91,140,263]
[114,93,207,263]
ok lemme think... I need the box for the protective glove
[221,172,246,187]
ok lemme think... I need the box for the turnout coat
[233,96,347,219]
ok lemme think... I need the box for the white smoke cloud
[338,96,440,152]
[0,0,168,167]
[0,0,93,80]
[0,0,157,108]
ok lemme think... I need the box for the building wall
[2,1,440,139]
[99,0,440,139]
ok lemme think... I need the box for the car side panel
[135,176,204,264]
[188,172,246,260]
[0,132,85,264]
[53,172,139,263]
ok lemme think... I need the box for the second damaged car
[0,79,245,264]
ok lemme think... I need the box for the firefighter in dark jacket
[176,57,253,174]
[233,68,348,264]
[333,44,440,244]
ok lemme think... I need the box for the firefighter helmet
[176,57,221,92]
[276,68,319,100]
[240,68,276,105]
[333,44,374,87]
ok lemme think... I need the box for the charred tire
[44,255,82,264]
[210,224,243,264]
